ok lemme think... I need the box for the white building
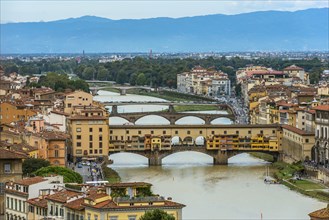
[5,176,64,220]
[313,105,329,166]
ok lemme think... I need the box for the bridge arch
[109,152,149,164]
[175,116,205,125]
[182,136,194,146]
[109,116,132,125]
[171,136,182,145]
[135,115,170,125]
[195,136,206,146]
[210,117,233,125]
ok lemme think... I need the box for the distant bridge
[108,124,282,166]
[109,104,235,124]
[90,85,152,95]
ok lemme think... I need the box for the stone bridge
[109,104,235,124]
[109,146,280,166]
[90,86,152,95]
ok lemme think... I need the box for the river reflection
[109,153,325,220]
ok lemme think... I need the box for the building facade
[313,105,329,166]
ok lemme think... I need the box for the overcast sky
[1,0,328,23]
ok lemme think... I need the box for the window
[99,142,102,148]
[89,135,93,141]
[138,131,141,135]
[224,131,227,134]
[187,130,190,135]
[272,130,275,134]
[305,139,309,143]
[0,182,4,195]
[76,135,81,140]
[4,163,11,173]
[126,130,129,134]
[99,149,103,154]
[29,205,34,213]
[99,128,102,132]
[77,142,81,147]
[19,200,21,211]
[151,130,154,134]
[68,103,72,107]
[94,149,98,154]
[89,150,92,154]
[89,128,93,132]
[175,131,178,135]
[199,130,202,134]
[163,130,166,134]
[60,208,64,216]
[89,142,93,148]
[76,128,81,132]
[110,130,113,134]
[128,216,137,220]
[212,131,215,135]
[55,150,59,158]
[248,130,251,134]
[99,135,103,141]
[235,131,239,135]
[260,130,263,134]
[87,213,91,220]
[94,215,98,220]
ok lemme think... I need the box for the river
[94,90,326,220]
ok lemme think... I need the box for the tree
[97,66,109,81]
[116,70,127,84]
[23,158,51,175]
[34,166,83,183]
[136,73,147,85]
[139,209,175,220]
[82,66,96,80]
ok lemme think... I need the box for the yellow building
[64,90,93,114]
[83,182,185,220]
[24,131,68,167]
[0,102,37,124]
[282,125,315,162]
[67,110,109,162]
[0,148,27,216]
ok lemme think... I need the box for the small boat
[264,166,278,184]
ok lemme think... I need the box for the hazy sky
[1,0,328,23]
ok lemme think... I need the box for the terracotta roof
[0,148,28,159]
[50,110,70,116]
[15,177,47,186]
[32,131,69,140]
[282,124,314,136]
[69,115,107,120]
[83,198,185,209]
[27,198,48,208]
[85,193,108,201]
[46,190,82,203]
[284,65,304,71]
[64,197,85,211]
[309,206,329,219]
[107,182,152,188]
[313,105,329,111]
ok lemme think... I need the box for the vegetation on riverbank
[272,161,329,202]
[101,163,121,183]
[248,152,274,162]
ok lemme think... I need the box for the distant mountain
[1,8,328,53]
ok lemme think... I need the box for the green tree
[23,158,51,176]
[116,70,127,84]
[82,66,96,80]
[136,73,147,85]
[139,209,175,220]
[97,66,109,81]
[34,166,83,183]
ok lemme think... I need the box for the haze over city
[1,0,329,23]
